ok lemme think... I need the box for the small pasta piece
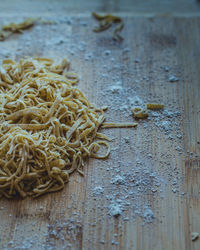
[131,107,149,119]
[146,103,164,110]
[92,12,124,41]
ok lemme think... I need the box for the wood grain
[0,0,200,16]
[0,3,200,250]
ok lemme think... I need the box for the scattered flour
[109,81,123,93]
[93,186,104,195]
[143,207,155,224]
[109,203,122,217]
[103,50,111,57]
[111,175,125,185]
[169,75,179,82]
[84,52,93,61]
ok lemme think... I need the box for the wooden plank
[0,0,200,16]
[175,17,200,250]
[0,13,199,250]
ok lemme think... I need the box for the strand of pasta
[101,122,138,128]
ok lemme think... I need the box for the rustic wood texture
[0,0,200,16]
[0,1,200,250]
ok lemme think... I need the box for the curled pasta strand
[89,141,110,159]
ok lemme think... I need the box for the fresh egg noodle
[0,58,137,198]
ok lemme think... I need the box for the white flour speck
[169,75,179,82]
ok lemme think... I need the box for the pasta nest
[0,58,110,198]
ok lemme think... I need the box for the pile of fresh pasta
[0,58,114,198]
[0,58,137,198]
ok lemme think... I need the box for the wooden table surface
[0,1,200,250]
